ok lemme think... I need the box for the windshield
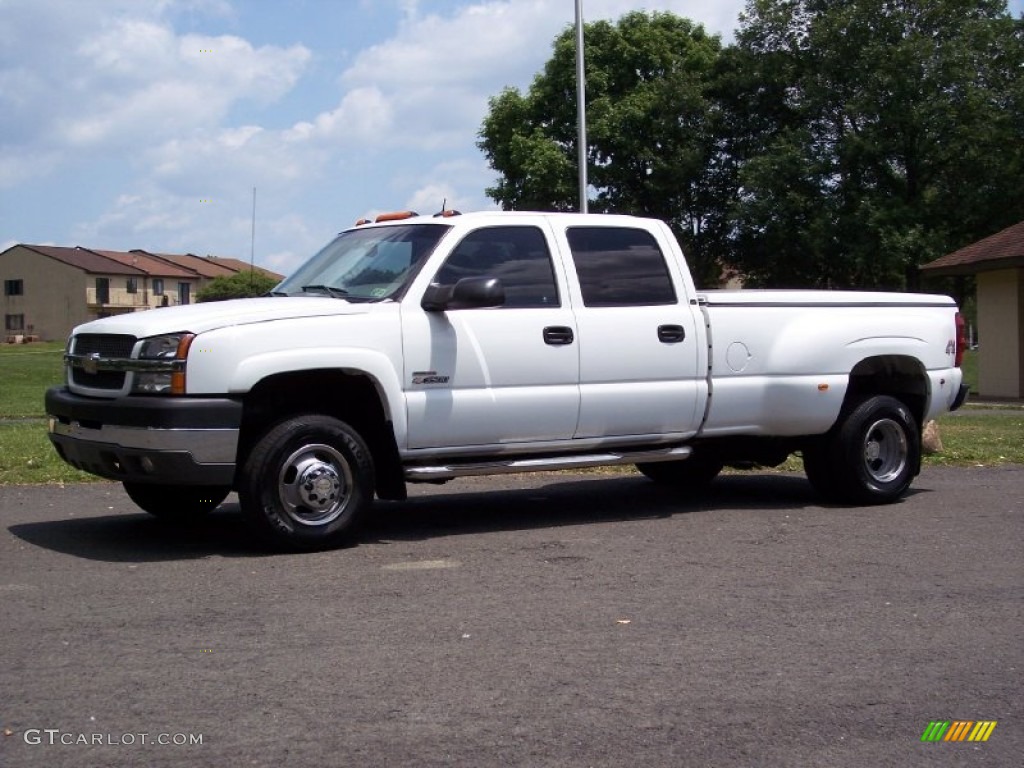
[275,223,451,301]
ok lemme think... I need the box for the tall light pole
[575,0,588,213]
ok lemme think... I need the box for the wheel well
[843,356,928,429]
[236,370,406,500]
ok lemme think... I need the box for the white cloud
[0,1,310,187]
[0,150,62,191]
[402,157,500,215]
[301,0,744,157]
[258,214,324,274]
[64,25,310,148]
[3,0,748,275]
[343,2,549,89]
[284,87,394,145]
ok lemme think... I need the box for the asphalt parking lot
[2,466,1021,767]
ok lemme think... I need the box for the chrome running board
[404,445,692,482]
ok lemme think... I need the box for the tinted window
[433,226,559,308]
[567,227,676,307]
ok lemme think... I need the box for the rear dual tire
[803,395,920,505]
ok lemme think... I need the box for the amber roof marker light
[375,210,418,223]
[354,211,419,226]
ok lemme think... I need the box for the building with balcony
[0,244,283,342]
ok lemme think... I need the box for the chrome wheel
[277,443,353,526]
[240,414,375,550]
[861,418,908,484]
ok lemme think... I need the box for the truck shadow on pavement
[8,505,262,563]
[7,472,887,562]
[361,473,825,544]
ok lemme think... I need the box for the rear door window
[566,227,676,307]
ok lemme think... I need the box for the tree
[196,271,279,302]
[725,0,1024,289]
[479,12,730,286]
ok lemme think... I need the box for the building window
[153,279,164,296]
[126,277,138,294]
[178,282,190,305]
[5,314,25,331]
[4,279,23,296]
[95,277,110,305]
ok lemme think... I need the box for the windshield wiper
[301,284,350,299]
[267,290,289,297]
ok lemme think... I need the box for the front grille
[73,334,136,357]
[71,370,127,390]
[70,333,135,390]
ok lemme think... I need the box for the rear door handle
[543,326,574,345]
[657,324,686,343]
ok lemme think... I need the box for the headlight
[132,333,194,394]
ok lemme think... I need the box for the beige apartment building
[1,244,282,342]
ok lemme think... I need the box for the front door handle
[657,324,686,343]
[543,326,574,345]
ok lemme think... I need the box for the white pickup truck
[46,211,968,549]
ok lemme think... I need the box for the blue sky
[2,0,1022,275]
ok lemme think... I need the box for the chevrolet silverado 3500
[46,211,968,549]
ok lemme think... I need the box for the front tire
[123,483,229,520]
[239,415,374,550]
[805,395,920,505]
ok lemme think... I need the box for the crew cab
[45,211,968,549]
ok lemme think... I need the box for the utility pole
[575,0,588,213]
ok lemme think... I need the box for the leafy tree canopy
[479,11,729,286]
[727,0,1024,288]
[196,271,279,302]
[479,2,1024,290]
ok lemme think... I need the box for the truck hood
[73,297,372,338]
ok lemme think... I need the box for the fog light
[140,457,155,474]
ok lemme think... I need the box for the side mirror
[422,277,505,311]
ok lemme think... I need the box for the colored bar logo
[921,720,997,742]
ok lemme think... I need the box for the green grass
[0,341,1018,485]
[0,341,65,417]
[928,411,1024,466]
[0,342,102,484]
[0,421,100,485]
[767,411,1024,473]
[960,348,978,395]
